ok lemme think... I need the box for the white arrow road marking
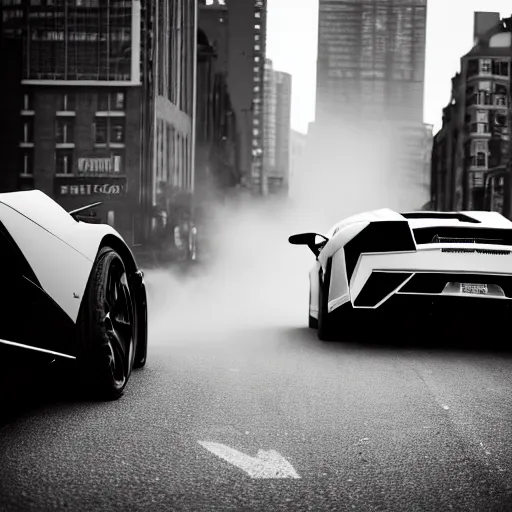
[198,441,301,479]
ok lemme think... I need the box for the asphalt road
[1,308,512,510]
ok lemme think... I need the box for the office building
[198,0,267,194]
[316,0,427,125]
[431,13,512,214]
[0,0,196,245]
[262,59,292,195]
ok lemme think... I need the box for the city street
[1,292,512,511]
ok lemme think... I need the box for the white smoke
[145,117,429,345]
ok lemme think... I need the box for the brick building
[0,0,196,246]
[431,13,512,215]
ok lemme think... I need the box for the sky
[265,0,512,135]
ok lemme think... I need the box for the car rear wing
[412,226,512,246]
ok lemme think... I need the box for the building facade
[0,0,196,246]
[195,2,238,204]
[316,0,427,125]
[421,123,434,198]
[262,59,292,195]
[196,0,267,195]
[312,0,428,195]
[288,129,307,199]
[151,0,197,239]
[431,13,512,215]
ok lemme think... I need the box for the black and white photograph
[1,0,512,510]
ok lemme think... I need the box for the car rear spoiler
[68,201,103,220]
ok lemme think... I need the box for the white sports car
[289,209,512,341]
[0,190,147,400]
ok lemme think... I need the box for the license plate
[460,283,488,295]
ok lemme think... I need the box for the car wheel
[133,279,148,369]
[317,259,336,341]
[77,246,135,401]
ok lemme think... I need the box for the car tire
[317,258,336,341]
[133,279,148,369]
[77,246,135,401]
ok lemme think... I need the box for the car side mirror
[288,232,329,258]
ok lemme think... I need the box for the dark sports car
[0,190,148,400]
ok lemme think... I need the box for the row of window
[21,116,125,145]
[466,110,508,126]
[251,1,264,165]
[22,91,126,112]
[469,120,509,134]
[467,59,510,78]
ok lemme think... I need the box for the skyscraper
[197,0,267,194]
[263,59,292,195]
[197,0,268,195]
[316,0,427,125]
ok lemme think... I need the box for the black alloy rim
[103,259,134,387]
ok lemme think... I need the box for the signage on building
[77,156,121,175]
[56,179,127,197]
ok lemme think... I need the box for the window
[98,91,125,111]
[55,149,73,175]
[94,117,124,145]
[476,111,488,123]
[111,153,122,173]
[471,122,489,134]
[495,113,507,127]
[20,148,33,175]
[22,118,33,143]
[56,118,75,143]
[59,93,76,111]
[110,118,125,143]
[94,117,108,144]
[492,60,509,76]
[480,59,492,74]
[476,152,486,167]
[23,93,32,111]
[112,92,125,110]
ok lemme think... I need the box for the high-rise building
[262,59,292,195]
[288,129,307,199]
[431,13,512,215]
[198,0,267,194]
[315,0,427,125]
[0,0,196,246]
[195,1,238,203]
[311,0,428,203]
